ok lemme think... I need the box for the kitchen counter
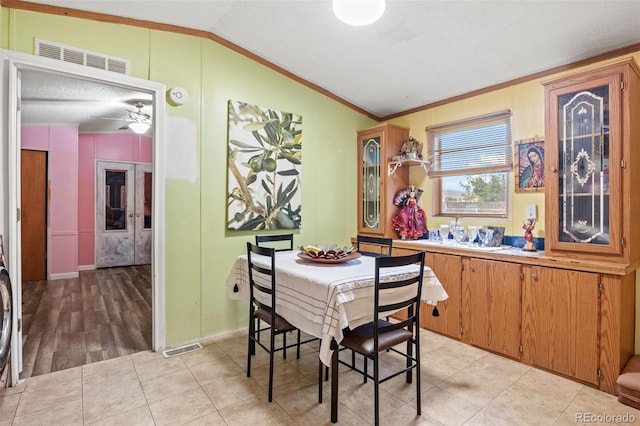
[393,239,631,276]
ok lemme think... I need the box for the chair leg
[296,329,301,359]
[283,332,287,360]
[268,329,275,402]
[374,353,380,426]
[318,359,323,403]
[247,333,253,377]
[247,313,255,377]
[363,357,368,383]
[406,337,413,384]
[416,334,421,416]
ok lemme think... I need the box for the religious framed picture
[514,138,545,193]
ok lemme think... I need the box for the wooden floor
[20,265,152,379]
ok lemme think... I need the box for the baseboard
[49,271,79,280]
[78,264,96,271]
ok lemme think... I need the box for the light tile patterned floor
[1,329,639,425]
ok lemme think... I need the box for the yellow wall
[387,52,640,241]
[388,51,640,352]
[2,8,376,344]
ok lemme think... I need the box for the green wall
[2,8,376,345]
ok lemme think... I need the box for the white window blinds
[425,110,512,177]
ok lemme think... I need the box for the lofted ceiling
[15,0,640,132]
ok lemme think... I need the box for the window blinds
[425,110,512,177]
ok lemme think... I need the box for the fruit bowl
[299,244,356,260]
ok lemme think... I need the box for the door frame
[0,49,167,385]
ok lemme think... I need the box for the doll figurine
[392,186,427,239]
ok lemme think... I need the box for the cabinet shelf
[388,159,430,176]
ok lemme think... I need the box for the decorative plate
[297,251,362,264]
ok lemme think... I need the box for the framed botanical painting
[514,138,545,193]
[227,100,302,230]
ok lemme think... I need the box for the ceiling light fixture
[128,121,150,134]
[332,0,386,26]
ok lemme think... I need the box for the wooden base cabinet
[462,258,522,359]
[599,272,636,394]
[521,265,600,385]
[423,252,462,339]
[390,241,635,394]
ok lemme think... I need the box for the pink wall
[22,126,79,276]
[22,126,152,276]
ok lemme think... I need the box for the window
[426,110,512,218]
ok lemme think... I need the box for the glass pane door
[557,84,609,245]
[105,170,128,231]
[362,136,381,230]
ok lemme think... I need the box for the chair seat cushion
[617,355,640,409]
[341,319,413,355]
[255,308,296,332]
[617,372,640,409]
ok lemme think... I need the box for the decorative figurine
[392,186,427,239]
[522,218,537,251]
[400,136,423,160]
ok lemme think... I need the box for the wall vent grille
[35,39,130,75]
[162,343,203,358]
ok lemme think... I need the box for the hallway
[20,265,151,379]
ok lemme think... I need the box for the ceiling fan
[93,99,152,134]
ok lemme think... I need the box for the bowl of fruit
[298,244,361,263]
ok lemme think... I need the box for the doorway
[96,161,152,268]
[2,49,167,385]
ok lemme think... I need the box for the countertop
[393,238,632,276]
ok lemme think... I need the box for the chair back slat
[255,234,294,251]
[357,235,393,258]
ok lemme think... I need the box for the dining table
[225,249,448,422]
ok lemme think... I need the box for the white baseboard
[78,264,96,271]
[49,271,79,280]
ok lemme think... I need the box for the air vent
[35,39,130,75]
[162,342,203,358]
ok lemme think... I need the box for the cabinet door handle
[532,272,538,281]
[470,265,475,272]
[550,166,558,173]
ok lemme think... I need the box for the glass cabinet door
[361,135,381,231]
[547,72,623,256]
[557,84,609,245]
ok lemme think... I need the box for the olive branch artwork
[227,100,302,230]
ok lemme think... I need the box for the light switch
[526,204,537,220]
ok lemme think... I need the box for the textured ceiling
[16,0,640,131]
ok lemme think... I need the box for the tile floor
[1,329,639,425]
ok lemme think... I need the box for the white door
[134,164,152,265]
[96,161,136,267]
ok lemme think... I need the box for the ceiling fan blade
[91,116,134,122]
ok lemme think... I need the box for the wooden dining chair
[255,233,294,252]
[356,235,393,257]
[246,242,302,402]
[338,251,425,426]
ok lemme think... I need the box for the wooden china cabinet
[544,58,640,264]
[539,58,640,393]
[357,123,409,238]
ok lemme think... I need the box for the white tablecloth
[225,251,448,366]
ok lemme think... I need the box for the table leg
[331,338,338,423]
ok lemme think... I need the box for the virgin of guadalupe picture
[516,140,545,192]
